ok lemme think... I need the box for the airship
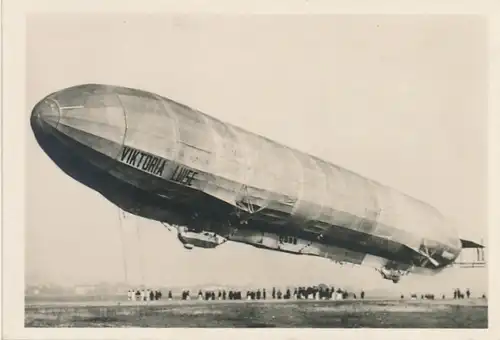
[30,84,484,283]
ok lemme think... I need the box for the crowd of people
[178,286,363,301]
[400,288,486,300]
[124,285,361,302]
[453,288,471,299]
[405,293,436,300]
[126,286,486,302]
[127,288,168,301]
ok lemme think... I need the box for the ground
[25,298,487,328]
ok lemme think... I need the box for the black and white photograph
[2,0,498,336]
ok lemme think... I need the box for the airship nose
[31,98,61,132]
[30,84,127,172]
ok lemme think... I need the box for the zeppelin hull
[31,84,463,271]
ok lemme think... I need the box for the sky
[25,13,488,293]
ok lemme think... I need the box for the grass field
[25,298,487,328]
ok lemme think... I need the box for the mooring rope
[134,216,146,286]
[117,209,129,284]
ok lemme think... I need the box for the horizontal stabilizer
[460,239,485,249]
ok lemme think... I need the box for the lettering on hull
[119,146,199,187]
[171,165,198,186]
[120,146,166,177]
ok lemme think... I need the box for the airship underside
[31,84,482,283]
